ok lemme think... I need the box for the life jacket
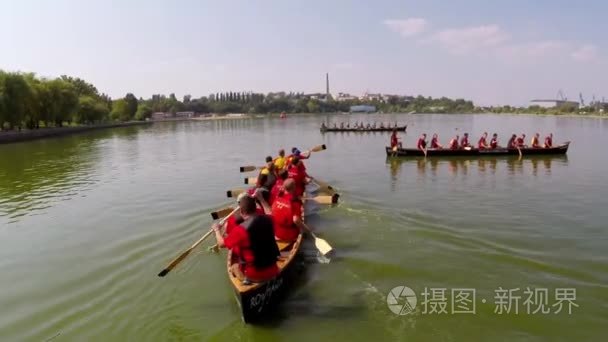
[271,192,300,242]
[391,134,398,147]
[461,136,469,146]
[478,137,487,148]
[449,139,459,149]
[531,137,539,147]
[244,215,280,269]
[417,138,427,149]
[490,138,498,149]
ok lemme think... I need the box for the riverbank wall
[0,121,153,145]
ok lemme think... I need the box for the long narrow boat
[321,125,407,133]
[386,142,570,157]
[225,180,333,323]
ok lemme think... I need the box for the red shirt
[449,138,459,150]
[224,218,279,280]
[390,133,398,147]
[271,192,302,242]
[544,136,552,147]
[460,136,469,147]
[430,137,440,148]
[490,137,498,149]
[287,164,306,197]
[516,137,525,146]
[478,136,487,149]
[270,178,285,204]
[417,138,427,150]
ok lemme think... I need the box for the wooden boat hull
[228,235,302,323]
[321,126,407,133]
[386,142,570,157]
[226,180,333,323]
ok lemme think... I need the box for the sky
[1,0,607,106]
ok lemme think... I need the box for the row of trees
[1,69,481,131]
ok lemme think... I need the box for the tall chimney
[326,73,330,99]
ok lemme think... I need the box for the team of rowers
[322,121,402,129]
[212,147,315,284]
[391,130,555,150]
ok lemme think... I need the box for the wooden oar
[227,189,246,198]
[308,144,327,153]
[240,165,262,173]
[305,194,340,204]
[311,178,334,193]
[157,207,239,277]
[517,145,522,158]
[311,232,333,256]
[244,177,257,185]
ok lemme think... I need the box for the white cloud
[429,25,510,54]
[384,18,428,37]
[498,40,568,60]
[571,44,598,62]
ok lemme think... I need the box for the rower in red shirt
[516,134,526,147]
[271,179,312,242]
[544,133,553,148]
[430,133,442,149]
[417,133,427,150]
[478,132,489,149]
[490,133,499,149]
[287,156,308,198]
[460,133,471,148]
[507,134,517,148]
[448,135,460,149]
[390,129,402,149]
[530,133,540,148]
[286,147,310,167]
[212,194,279,283]
[269,169,289,205]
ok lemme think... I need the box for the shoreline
[0,121,152,145]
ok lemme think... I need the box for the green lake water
[1,114,607,341]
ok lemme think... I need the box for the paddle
[157,207,239,277]
[517,145,522,158]
[311,232,333,256]
[311,178,335,193]
[244,177,257,185]
[239,144,327,172]
[305,194,340,204]
[227,189,245,198]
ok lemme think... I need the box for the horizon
[1,0,606,107]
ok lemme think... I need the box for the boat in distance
[386,141,570,157]
[321,125,407,133]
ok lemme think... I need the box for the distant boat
[407,111,417,114]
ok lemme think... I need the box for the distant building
[360,93,383,102]
[151,112,171,120]
[175,111,195,118]
[350,105,376,113]
[529,99,579,109]
[335,92,358,101]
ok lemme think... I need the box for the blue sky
[1,0,606,105]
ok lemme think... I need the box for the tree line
[1,69,479,131]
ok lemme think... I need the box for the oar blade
[240,166,257,172]
[244,177,256,185]
[315,236,333,256]
[211,207,234,220]
[310,144,327,152]
[310,194,340,205]
[227,189,245,198]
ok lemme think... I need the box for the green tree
[306,99,320,113]
[134,103,152,121]
[75,96,109,124]
[110,99,131,121]
[0,72,37,130]
[124,93,138,119]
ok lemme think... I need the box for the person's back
[449,136,459,149]
[271,180,303,242]
[507,135,517,148]
[244,215,280,282]
[544,133,553,148]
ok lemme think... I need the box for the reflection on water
[386,155,568,183]
[0,127,142,223]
